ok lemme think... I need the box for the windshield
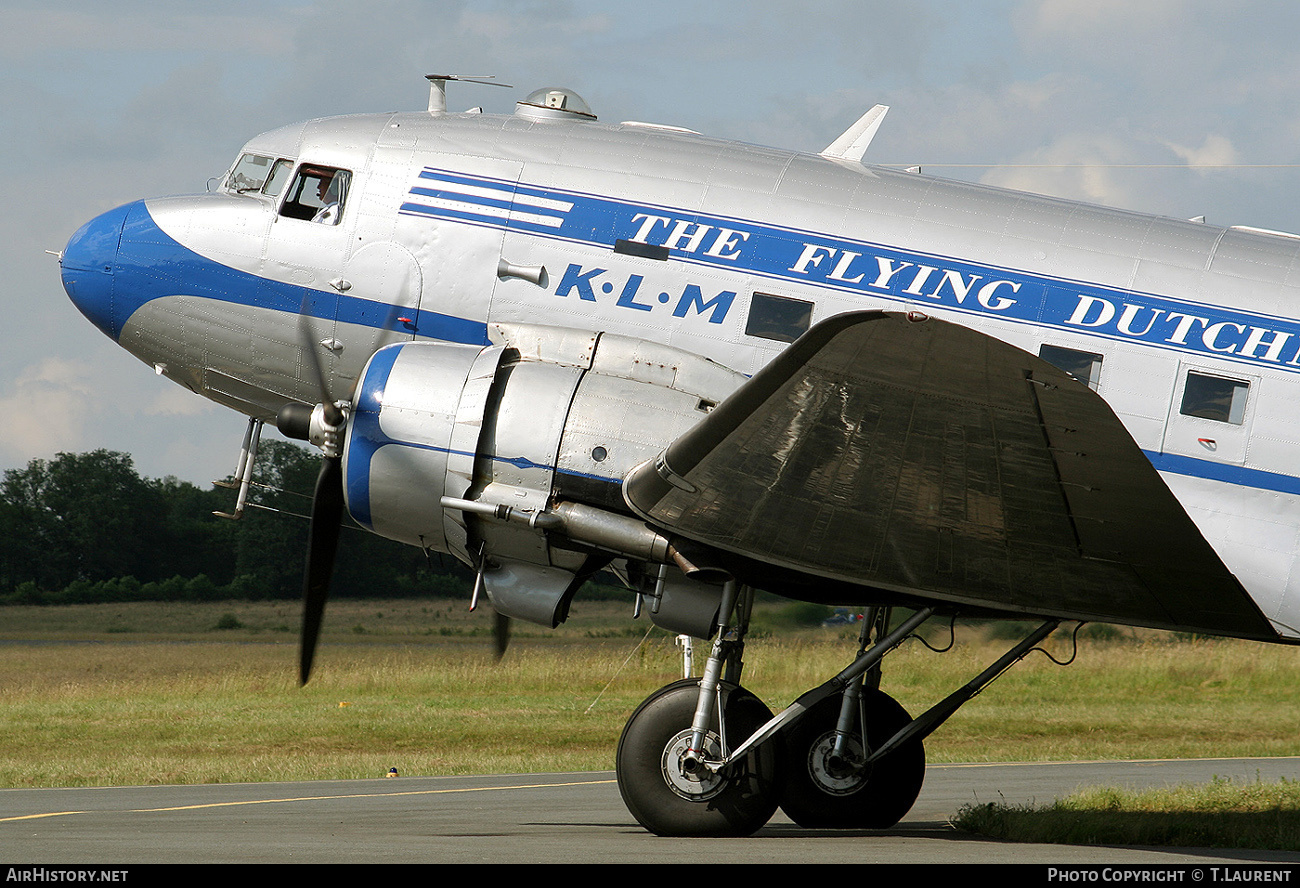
[226,154,273,192]
[226,154,294,196]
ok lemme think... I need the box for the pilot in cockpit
[312,172,342,225]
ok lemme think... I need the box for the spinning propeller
[277,308,348,685]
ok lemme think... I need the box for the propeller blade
[297,299,343,427]
[493,609,511,660]
[300,455,344,685]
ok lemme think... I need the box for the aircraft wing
[623,311,1276,639]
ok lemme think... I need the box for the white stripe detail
[405,196,565,228]
[420,176,573,213]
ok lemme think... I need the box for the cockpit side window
[280,165,351,225]
[263,159,294,197]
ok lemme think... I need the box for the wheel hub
[808,731,867,795]
[661,729,726,801]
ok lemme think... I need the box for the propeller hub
[276,402,348,455]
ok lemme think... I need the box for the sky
[5,0,1300,486]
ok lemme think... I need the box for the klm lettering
[555,264,735,324]
[1066,294,1300,364]
[787,243,1021,311]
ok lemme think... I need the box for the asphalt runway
[3,758,1298,865]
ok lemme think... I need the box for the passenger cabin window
[745,293,813,343]
[280,165,351,225]
[226,155,293,197]
[1180,371,1250,425]
[1039,344,1104,390]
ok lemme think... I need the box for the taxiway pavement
[3,758,1298,864]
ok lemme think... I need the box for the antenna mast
[426,74,512,114]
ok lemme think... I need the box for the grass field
[2,598,1298,792]
[954,778,1300,851]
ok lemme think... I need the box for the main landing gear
[617,678,779,836]
[615,584,1063,837]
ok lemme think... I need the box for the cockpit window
[280,165,351,225]
[263,159,293,197]
[226,154,295,198]
[226,154,277,193]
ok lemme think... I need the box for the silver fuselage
[60,103,1300,640]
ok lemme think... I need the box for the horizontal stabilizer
[821,105,889,163]
[623,312,1274,640]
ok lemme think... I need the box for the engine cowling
[340,324,747,634]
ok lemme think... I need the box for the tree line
[0,443,474,605]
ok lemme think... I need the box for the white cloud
[1025,0,1188,35]
[979,132,1139,208]
[0,348,230,480]
[0,357,101,462]
[1163,133,1241,170]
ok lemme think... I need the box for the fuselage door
[265,164,357,400]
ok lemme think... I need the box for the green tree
[150,476,238,585]
[0,451,160,589]
[0,443,473,603]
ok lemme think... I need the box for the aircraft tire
[616,678,779,837]
[777,688,925,829]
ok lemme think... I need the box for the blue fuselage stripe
[1143,450,1300,496]
[400,168,1300,378]
[110,188,1300,502]
[110,201,488,346]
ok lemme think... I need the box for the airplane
[58,75,1300,837]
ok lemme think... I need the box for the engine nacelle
[341,324,747,634]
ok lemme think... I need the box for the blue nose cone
[61,202,132,340]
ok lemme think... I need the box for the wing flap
[623,311,1273,638]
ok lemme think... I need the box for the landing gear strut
[617,582,779,836]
